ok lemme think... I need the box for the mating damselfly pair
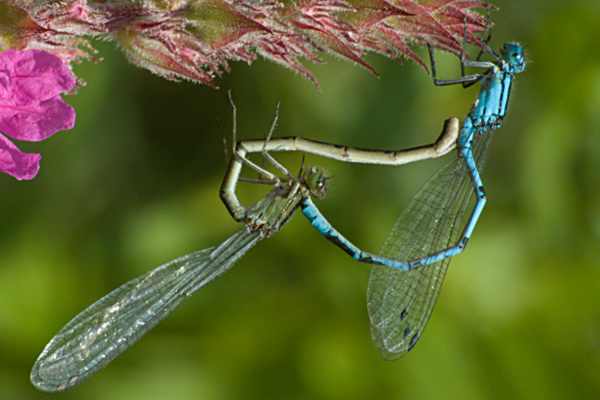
[31,41,526,392]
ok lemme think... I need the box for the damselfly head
[302,165,329,199]
[501,42,526,74]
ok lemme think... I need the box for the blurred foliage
[1,1,600,399]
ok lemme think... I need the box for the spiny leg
[459,16,493,87]
[259,102,292,178]
[428,17,495,88]
[459,13,470,80]
[227,90,238,155]
[475,32,493,62]
[235,151,280,184]
[461,11,501,65]
[480,37,502,63]
[427,45,484,87]
[227,91,279,185]
[238,177,280,185]
[461,29,496,70]
[459,32,494,88]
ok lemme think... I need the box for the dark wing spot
[408,332,420,351]
[400,308,408,321]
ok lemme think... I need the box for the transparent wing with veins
[368,134,491,358]
[31,228,261,392]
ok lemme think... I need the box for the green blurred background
[1,1,600,399]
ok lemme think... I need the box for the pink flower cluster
[3,0,492,86]
[0,49,76,180]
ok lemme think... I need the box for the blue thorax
[460,42,526,147]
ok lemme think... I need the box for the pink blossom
[0,49,76,180]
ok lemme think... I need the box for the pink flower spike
[0,49,77,142]
[0,133,41,181]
